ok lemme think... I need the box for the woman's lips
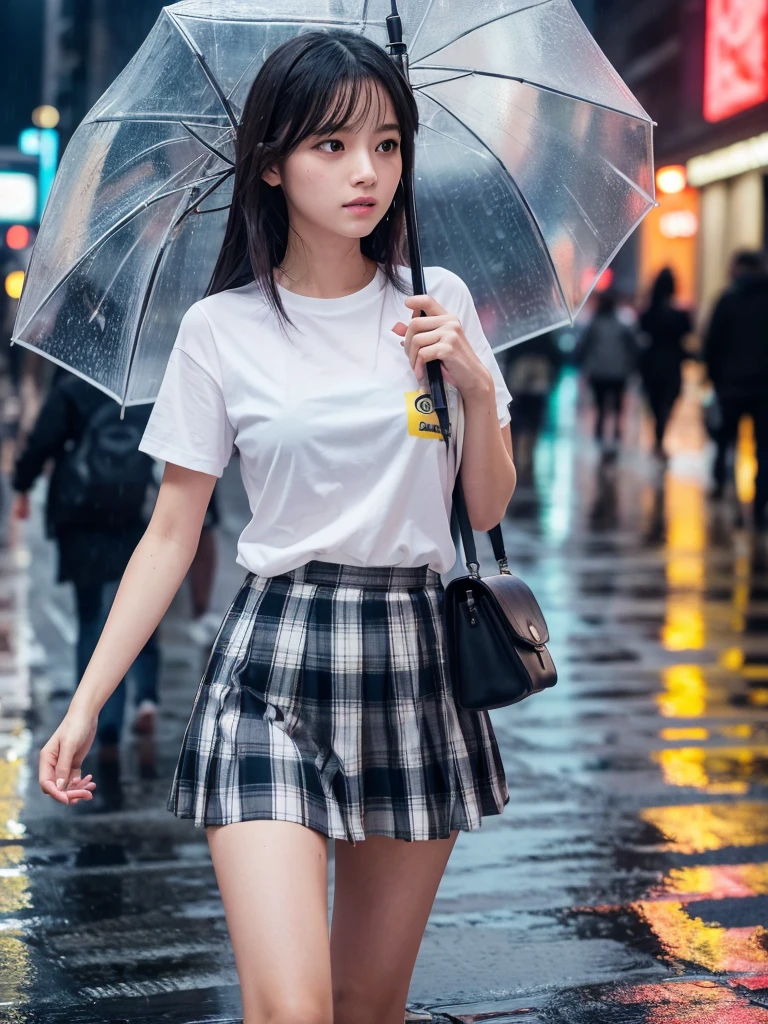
[344,200,377,215]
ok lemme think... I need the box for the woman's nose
[351,153,377,185]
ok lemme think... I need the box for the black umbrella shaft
[386,9,448,425]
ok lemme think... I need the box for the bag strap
[442,400,511,578]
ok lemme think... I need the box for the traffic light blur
[6,225,30,250]
[5,270,24,299]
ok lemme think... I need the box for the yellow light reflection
[634,901,768,974]
[720,724,753,739]
[731,551,751,631]
[736,415,757,505]
[0,761,33,1013]
[649,863,768,902]
[0,761,24,840]
[0,845,30,914]
[659,728,709,741]
[656,664,708,718]
[720,648,745,671]
[640,801,768,853]
[652,745,768,793]
[662,476,706,651]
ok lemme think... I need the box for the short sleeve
[441,270,513,428]
[138,304,235,477]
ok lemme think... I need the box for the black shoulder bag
[441,404,557,711]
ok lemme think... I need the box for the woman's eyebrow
[375,122,401,133]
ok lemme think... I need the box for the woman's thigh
[206,819,333,1024]
[330,830,460,1024]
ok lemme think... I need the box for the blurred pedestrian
[12,369,160,744]
[577,289,638,453]
[503,332,560,480]
[704,250,768,524]
[638,267,693,459]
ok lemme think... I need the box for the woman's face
[262,80,403,244]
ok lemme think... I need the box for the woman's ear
[261,164,281,187]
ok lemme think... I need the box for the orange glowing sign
[705,0,768,122]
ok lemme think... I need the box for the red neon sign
[704,0,768,122]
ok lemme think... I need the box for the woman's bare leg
[206,819,333,1024]
[330,830,460,1024]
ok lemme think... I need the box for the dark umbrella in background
[11,0,655,411]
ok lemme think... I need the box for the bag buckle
[467,560,481,578]
[465,589,478,626]
[497,556,512,575]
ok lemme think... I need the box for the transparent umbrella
[12,0,655,407]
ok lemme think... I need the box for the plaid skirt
[168,560,510,843]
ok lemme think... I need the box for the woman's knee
[255,993,334,1024]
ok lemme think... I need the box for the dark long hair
[649,267,675,308]
[207,29,419,330]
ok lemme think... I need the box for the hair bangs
[208,29,420,331]
[292,68,389,149]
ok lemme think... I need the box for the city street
[2,370,768,1023]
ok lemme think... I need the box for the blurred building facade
[596,0,768,324]
[45,0,166,141]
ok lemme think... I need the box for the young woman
[38,29,516,1024]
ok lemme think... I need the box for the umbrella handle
[386,7,449,424]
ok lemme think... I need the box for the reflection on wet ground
[4,366,768,1022]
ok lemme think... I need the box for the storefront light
[688,132,768,186]
[656,166,687,195]
[659,210,699,239]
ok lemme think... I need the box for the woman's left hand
[392,294,493,398]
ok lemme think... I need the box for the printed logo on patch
[405,389,449,440]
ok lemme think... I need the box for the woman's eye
[315,138,399,154]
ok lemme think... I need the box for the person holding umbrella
[37,30,517,1024]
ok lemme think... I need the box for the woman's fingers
[39,739,62,792]
[40,778,96,804]
[404,294,448,317]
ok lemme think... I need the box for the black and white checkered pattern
[168,560,510,844]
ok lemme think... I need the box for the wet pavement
[3,366,768,1022]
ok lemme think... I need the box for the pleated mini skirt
[168,559,510,844]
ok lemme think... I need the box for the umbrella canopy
[13,0,654,406]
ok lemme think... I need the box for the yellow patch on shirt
[405,389,446,440]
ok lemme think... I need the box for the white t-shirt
[138,264,513,577]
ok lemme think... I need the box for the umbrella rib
[122,171,234,409]
[180,122,234,166]
[92,115,231,126]
[415,65,651,123]
[21,173,230,334]
[421,92,571,319]
[176,169,235,225]
[167,12,238,130]
[411,0,553,63]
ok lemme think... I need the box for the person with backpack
[12,367,160,746]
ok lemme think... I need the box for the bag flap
[476,574,550,646]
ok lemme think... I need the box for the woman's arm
[39,462,216,801]
[459,386,516,531]
[395,293,517,533]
